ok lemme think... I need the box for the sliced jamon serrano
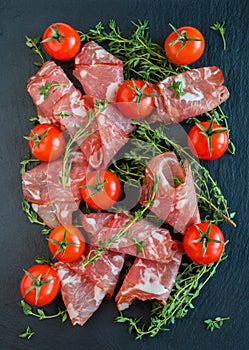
[52,90,91,134]
[79,113,129,169]
[22,151,88,205]
[81,212,181,263]
[31,201,80,228]
[54,262,106,326]
[27,61,77,119]
[140,152,200,234]
[73,41,124,102]
[115,248,182,311]
[150,66,229,124]
[65,245,125,299]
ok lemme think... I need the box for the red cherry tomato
[164,25,205,65]
[20,265,60,306]
[116,80,155,119]
[183,222,225,265]
[80,170,121,210]
[27,123,65,162]
[42,22,81,60]
[48,225,86,262]
[188,121,229,160]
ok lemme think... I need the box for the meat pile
[22,40,229,326]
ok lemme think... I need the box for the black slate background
[0,0,248,349]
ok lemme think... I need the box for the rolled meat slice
[115,248,182,311]
[27,61,78,119]
[148,66,229,124]
[140,152,200,234]
[73,41,124,102]
[81,212,181,263]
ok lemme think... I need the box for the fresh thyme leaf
[19,326,35,339]
[204,316,230,332]
[210,21,227,51]
[168,80,186,98]
[18,300,68,322]
[59,100,107,188]
[20,154,41,174]
[22,199,46,226]
[25,35,47,66]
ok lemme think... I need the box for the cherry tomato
[183,222,225,265]
[27,123,65,162]
[188,121,229,160]
[20,265,60,306]
[48,225,86,262]
[80,170,121,210]
[164,25,205,65]
[116,80,155,119]
[42,23,81,61]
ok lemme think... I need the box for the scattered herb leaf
[210,21,227,51]
[19,325,35,339]
[204,316,230,331]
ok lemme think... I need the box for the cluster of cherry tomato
[21,22,227,307]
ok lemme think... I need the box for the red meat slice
[22,151,88,204]
[152,66,229,124]
[140,152,200,234]
[65,245,125,298]
[52,90,90,134]
[73,41,124,102]
[31,201,80,228]
[27,61,77,119]
[79,113,129,169]
[81,212,181,263]
[54,262,106,326]
[115,248,182,311]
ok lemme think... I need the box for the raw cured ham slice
[73,41,124,102]
[65,246,125,298]
[79,113,129,169]
[31,201,80,228]
[115,248,182,311]
[81,212,181,263]
[154,66,229,124]
[27,61,77,119]
[140,152,200,234]
[22,151,88,205]
[54,262,106,326]
[52,90,91,134]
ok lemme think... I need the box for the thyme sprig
[59,100,107,188]
[204,316,230,331]
[81,176,159,267]
[115,254,227,339]
[211,21,227,51]
[78,20,188,82]
[25,35,46,67]
[18,300,68,322]
[19,325,35,339]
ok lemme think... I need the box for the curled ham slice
[148,66,229,124]
[81,212,181,263]
[115,248,182,311]
[73,41,124,102]
[27,61,77,119]
[54,262,106,326]
[31,201,80,228]
[22,151,88,205]
[53,246,125,326]
[140,152,200,234]
[64,245,125,299]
